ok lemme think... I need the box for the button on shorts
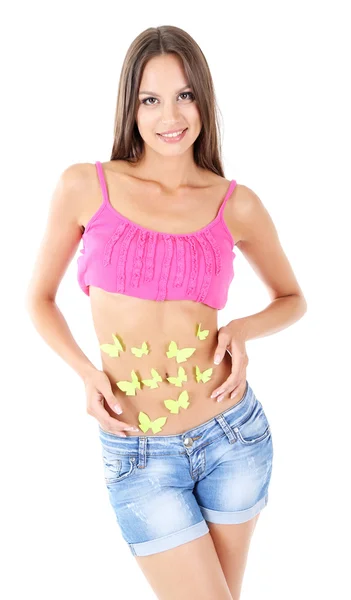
[98,380,274,557]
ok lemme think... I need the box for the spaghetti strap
[218,179,237,217]
[95,161,110,205]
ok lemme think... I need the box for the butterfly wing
[201,368,213,383]
[150,417,167,434]
[112,334,124,352]
[138,411,151,433]
[131,341,149,357]
[166,376,178,386]
[196,323,209,340]
[141,341,149,355]
[100,343,120,358]
[166,366,188,386]
[150,368,162,382]
[178,366,187,382]
[142,368,162,389]
[164,399,180,414]
[178,390,190,409]
[195,365,202,382]
[131,370,141,390]
[131,346,143,357]
[166,340,178,359]
[176,347,196,363]
[141,378,154,388]
[116,380,136,395]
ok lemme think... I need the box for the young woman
[26,25,307,600]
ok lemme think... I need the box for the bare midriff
[89,286,247,437]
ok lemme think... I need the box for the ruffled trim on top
[174,236,185,288]
[131,229,148,288]
[116,224,138,293]
[157,234,174,301]
[103,221,128,267]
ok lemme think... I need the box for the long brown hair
[110,25,225,177]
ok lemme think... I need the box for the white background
[1,1,350,598]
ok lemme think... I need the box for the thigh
[135,532,233,600]
[207,514,260,600]
[192,397,273,598]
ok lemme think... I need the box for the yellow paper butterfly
[195,365,213,383]
[138,412,167,434]
[196,322,209,340]
[116,370,141,396]
[131,341,149,358]
[166,341,196,363]
[164,390,190,414]
[100,334,124,358]
[141,368,163,389]
[166,366,188,387]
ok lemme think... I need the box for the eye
[179,92,195,101]
[141,97,158,106]
[141,91,195,106]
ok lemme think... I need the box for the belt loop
[215,414,238,444]
[137,436,147,469]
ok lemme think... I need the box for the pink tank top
[77,161,237,309]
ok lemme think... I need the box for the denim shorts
[98,380,273,557]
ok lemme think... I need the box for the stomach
[89,285,247,436]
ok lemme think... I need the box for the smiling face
[136,53,202,156]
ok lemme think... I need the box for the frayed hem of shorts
[128,519,209,556]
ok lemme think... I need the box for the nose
[161,99,180,123]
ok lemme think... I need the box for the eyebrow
[138,84,192,96]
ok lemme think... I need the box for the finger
[230,378,246,399]
[101,388,124,415]
[227,378,246,400]
[89,397,140,435]
[213,330,231,365]
[94,373,125,415]
[230,386,240,399]
[210,373,237,400]
[211,366,246,401]
[84,370,124,415]
[231,339,249,365]
[211,344,247,399]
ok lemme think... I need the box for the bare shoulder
[224,183,275,246]
[56,162,97,215]
[26,162,97,303]
[58,162,105,229]
[225,183,306,301]
[46,161,102,235]
[59,161,95,189]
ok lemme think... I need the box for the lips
[157,128,187,136]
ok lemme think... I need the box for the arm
[227,184,308,343]
[211,184,308,399]
[26,162,97,381]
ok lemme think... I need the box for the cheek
[184,105,201,127]
[136,108,158,133]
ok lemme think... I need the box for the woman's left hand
[210,321,249,402]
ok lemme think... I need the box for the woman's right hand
[83,368,140,437]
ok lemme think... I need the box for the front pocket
[101,445,137,484]
[232,401,271,445]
